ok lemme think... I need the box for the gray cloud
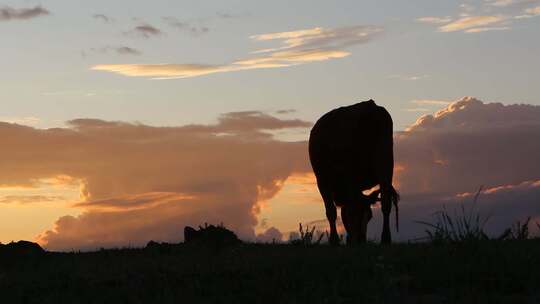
[90,46,142,56]
[162,17,210,37]
[124,24,163,38]
[275,109,297,115]
[0,5,49,21]
[93,14,114,23]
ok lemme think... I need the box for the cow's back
[309,100,389,188]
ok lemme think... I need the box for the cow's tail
[389,185,400,232]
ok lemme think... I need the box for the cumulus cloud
[256,227,283,242]
[0,112,312,250]
[397,97,540,194]
[124,24,162,38]
[92,25,382,79]
[0,5,49,21]
[278,97,540,241]
[377,97,539,239]
[4,97,539,248]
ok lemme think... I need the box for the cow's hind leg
[317,179,339,246]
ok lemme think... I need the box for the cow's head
[337,189,380,245]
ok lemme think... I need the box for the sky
[1,0,539,249]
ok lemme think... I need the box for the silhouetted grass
[288,223,328,246]
[2,238,540,303]
[415,188,538,244]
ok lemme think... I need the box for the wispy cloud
[389,74,429,81]
[405,108,430,112]
[0,195,65,204]
[412,99,452,105]
[416,16,453,24]
[162,17,210,37]
[92,25,382,79]
[465,26,511,32]
[438,15,507,32]
[418,0,540,33]
[90,46,142,56]
[275,109,297,114]
[93,14,114,23]
[525,5,540,14]
[0,5,49,21]
[0,116,40,126]
[124,24,163,38]
[487,0,540,7]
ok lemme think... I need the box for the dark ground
[1,240,540,304]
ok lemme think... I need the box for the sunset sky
[1,0,540,250]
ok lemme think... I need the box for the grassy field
[1,239,540,304]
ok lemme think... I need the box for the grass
[2,240,540,303]
[415,187,538,243]
[2,205,540,303]
[288,223,329,246]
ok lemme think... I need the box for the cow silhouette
[309,99,399,244]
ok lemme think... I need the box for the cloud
[0,116,40,126]
[389,74,429,81]
[256,227,283,242]
[396,97,540,196]
[525,5,540,14]
[488,0,519,6]
[405,108,430,112]
[280,97,540,242]
[438,15,507,32]
[0,195,65,204]
[5,97,539,248]
[464,26,511,32]
[416,16,453,24]
[487,0,540,7]
[275,109,297,114]
[90,46,142,56]
[162,17,209,37]
[93,14,113,23]
[0,5,49,21]
[92,25,382,79]
[0,112,312,250]
[366,179,540,241]
[412,99,452,105]
[124,24,163,38]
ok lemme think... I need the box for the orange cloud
[92,25,381,79]
[0,112,312,250]
[439,16,507,32]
